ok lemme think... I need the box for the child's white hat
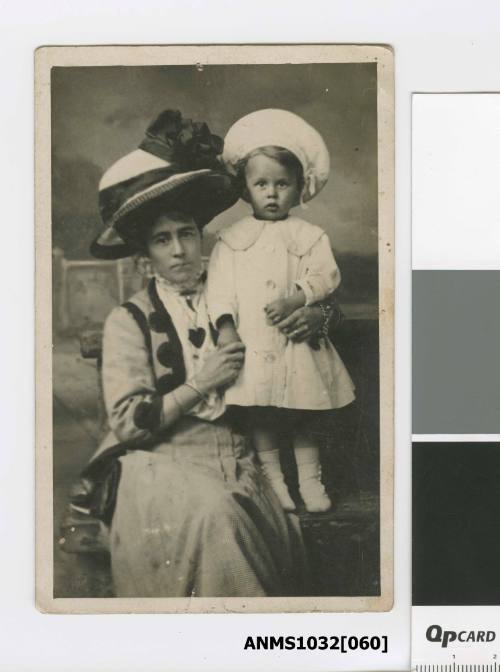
[223,109,330,202]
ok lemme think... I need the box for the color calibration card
[412,94,500,669]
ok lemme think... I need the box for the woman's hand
[275,305,323,343]
[193,342,245,394]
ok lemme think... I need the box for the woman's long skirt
[110,416,307,597]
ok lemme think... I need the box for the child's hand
[217,323,242,348]
[265,296,300,325]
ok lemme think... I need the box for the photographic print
[36,44,394,613]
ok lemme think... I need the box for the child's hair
[236,145,305,194]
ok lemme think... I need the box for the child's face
[244,154,300,220]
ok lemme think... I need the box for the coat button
[264,353,276,363]
[266,279,276,289]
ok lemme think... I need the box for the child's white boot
[297,461,332,513]
[258,449,296,512]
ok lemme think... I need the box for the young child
[207,109,355,513]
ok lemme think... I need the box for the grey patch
[413,270,500,433]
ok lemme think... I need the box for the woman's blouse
[155,277,224,422]
[101,278,224,445]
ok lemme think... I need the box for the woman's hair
[116,198,200,256]
[236,145,305,193]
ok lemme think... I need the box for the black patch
[209,321,218,345]
[188,327,206,348]
[148,278,186,385]
[413,442,500,606]
[133,400,161,431]
[156,341,177,368]
[156,371,185,394]
[148,310,170,333]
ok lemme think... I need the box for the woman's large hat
[91,110,239,259]
[223,108,330,203]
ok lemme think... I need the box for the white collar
[217,215,326,256]
[154,272,204,298]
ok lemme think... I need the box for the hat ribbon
[140,109,223,172]
[300,168,317,207]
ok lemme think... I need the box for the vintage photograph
[36,45,394,613]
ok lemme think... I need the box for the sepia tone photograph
[36,44,394,613]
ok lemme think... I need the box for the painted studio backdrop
[51,63,380,598]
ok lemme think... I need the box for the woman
[89,110,331,598]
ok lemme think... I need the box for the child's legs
[253,424,279,455]
[293,431,321,467]
[251,408,295,511]
[248,406,281,456]
[294,425,331,512]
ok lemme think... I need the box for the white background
[2,1,500,670]
[413,93,500,270]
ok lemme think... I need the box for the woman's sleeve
[295,233,341,305]
[206,239,238,326]
[102,306,163,443]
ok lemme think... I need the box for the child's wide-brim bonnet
[222,109,330,203]
[91,110,239,260]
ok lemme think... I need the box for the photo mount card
[35,44,394,614]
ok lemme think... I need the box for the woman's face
[146,214,202,284]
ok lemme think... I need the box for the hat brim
[91,170,239,260]
[90,227,137,260]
